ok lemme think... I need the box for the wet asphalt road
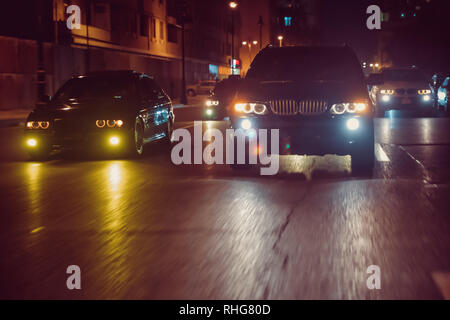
[0,109,450,299]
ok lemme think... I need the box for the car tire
[161,120,173,150]
[230,137,253,171]
[187,89,196,97]
[351,141,375,175]
[133,119,145,156]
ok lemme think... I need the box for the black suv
[230,46,375,172]
[24,70,174,160]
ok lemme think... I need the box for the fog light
[381,95,390,102]
[109,136,120,145]
[27,138,37,147]
[241,119,252,130]
[206,109,213,116]
[346,118,360,131]
[423,95,431,102]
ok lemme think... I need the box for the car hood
[236,79,368,103]
[27,98,134,121]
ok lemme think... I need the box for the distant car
[437,76,450,113]
[186,80,217,96]
[231,45,375,172]
[204,76,241,120]
[368,68,434,117]
[24,70,174,160]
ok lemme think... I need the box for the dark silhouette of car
[205,75,241,120]
[230,45,375,172]
[24,70,174,160]
[368,68,434,117]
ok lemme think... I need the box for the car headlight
[330,103,367,114]
[234,103,268,115]
[380,89,395,95]
[418,89,431,95]
[26,121,50,129]
[96,120,124,128]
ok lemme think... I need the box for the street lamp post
[229,2,238,67]
[278,35,283,47]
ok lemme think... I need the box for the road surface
[1,109,450,299]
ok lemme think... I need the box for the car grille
[269,100,328,116]
[407,88,417,95]
[395,89,406,95]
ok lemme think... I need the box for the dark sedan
[24,70,174,160]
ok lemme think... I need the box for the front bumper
[24,128,132,152]
[377,94,434,111]
[231,115,374,156]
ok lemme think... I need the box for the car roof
[260,45,356,55]
[76,70,152,79]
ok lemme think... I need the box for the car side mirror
[366,74,384,86]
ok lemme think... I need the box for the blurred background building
[0,0,243,109]
[376,0,450,73]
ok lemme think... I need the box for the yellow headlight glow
[26,138,37,147]
[109,136,120,145]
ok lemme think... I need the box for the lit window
[284,16,292,26]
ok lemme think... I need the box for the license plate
[401,98,412,104]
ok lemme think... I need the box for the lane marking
[432,272,450,300]
[375,143,390,162]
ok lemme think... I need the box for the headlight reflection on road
[97,161,133,292]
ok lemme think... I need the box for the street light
[229,2,238,65]
[278,35,283,47]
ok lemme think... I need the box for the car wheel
[351,142,375,175]
[230,137,253,171]
[134,119,145,156]
[161,120,173,150]
[187,89,196,97]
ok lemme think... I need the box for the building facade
[0,0,242,109]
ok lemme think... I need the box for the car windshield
[246,48,363,83]
[52,76,134,102]
[382,70,427,82]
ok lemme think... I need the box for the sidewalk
[0,109,31,128]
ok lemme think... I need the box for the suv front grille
[269,100,328,116]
